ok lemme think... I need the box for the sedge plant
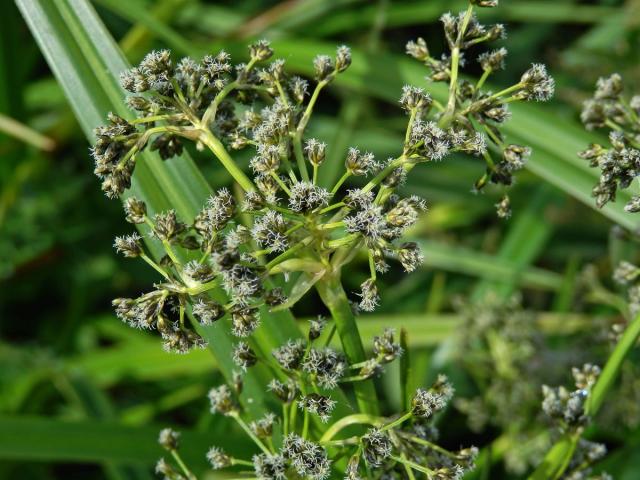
[89,0,558,478]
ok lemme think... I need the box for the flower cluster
[405,2,553,217]
[196,371,475,480]
[539,365,611,480]
[541,363,600,429]
[101,39,436,355]
[89,2,563,479]
[579,74,640,211]
[111,192,277,353]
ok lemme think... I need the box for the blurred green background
[1,0,640,478]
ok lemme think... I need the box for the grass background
[1,0,640,478]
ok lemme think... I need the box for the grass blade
[93,0,199,56]
[307,1,618,37]
[417,239,562,291]
[0,415,236,469]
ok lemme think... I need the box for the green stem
[201,56,258,125]
[340,374,374,383]
[362,157,405,193]
[404,108,418,151]
[170,450,196,480]
[293,139,310,182]
[400,452,417,480]
[440,4,474,127]
[586,311,640,416]
[143,217,182,272]
[368,251,376,280]
[230,413,271,455]
[485,82,524,104]
[321,437,359,447]
[319,413,381,443]
[400,432,457,459]
[198,128,255,192]
[324,324,337,347]
[318,221,345,230]
[274,78,289,105]
[186,278,221,295]
[331,171,351,195]
[129,113,183,124]
[161,239,181,267]
[482,122,503,147]
[140,253,170,280]
[315,274,380,415]
[266,239,310,271]
[293,79,329,182]
[270,171,292,196]
[202,81,237,126]
[380,411,412,432]
[476,68,492,91]
[290,399,298,433]
[282,403,289,437]
[302,409,310,439]
[326,233,360,249]
[391,454,434,476]
[319,202,345,215]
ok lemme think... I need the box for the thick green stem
[140,253,170,280]
[170,449,197,480]
[199,129,255,192]
[315,274,380,415]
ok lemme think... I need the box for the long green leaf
[0,415,237,468]
[417,239,562,291]
[67,338,215,387]
[325,312,594,348]
[93,0,198,56]
[63,375,151,480]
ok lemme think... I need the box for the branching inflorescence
[90,1,555,478]
[580,74,640,212]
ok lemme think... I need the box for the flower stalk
[316,274,380,416]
